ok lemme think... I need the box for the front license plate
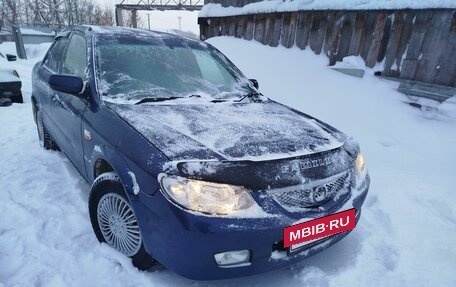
[284,209,356,251]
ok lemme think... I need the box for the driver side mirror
[6,54,17,61]
[249,79,259,89]
[48,74,84,95]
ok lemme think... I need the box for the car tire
[89,172,156,271]
[11,92,23,103]
[36,110,59,150]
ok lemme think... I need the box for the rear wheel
[89,172,156,270]
[11,91,23,103]
[36,110,59,150]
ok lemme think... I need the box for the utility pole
[177,16,182,30]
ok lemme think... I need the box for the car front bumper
[136,172,370,280]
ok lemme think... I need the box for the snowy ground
[1,37,455,287]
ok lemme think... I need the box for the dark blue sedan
[31,26,370,280]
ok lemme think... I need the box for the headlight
[159,175,256,215]
[355,152,366,174]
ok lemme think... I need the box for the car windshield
[94,33,253,104]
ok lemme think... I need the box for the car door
[34,36,69,138]
[51,32,88,178]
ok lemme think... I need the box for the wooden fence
[199,8,456,87]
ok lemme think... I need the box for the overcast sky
[95,0,200,35]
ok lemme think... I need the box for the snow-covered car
[31,26,370,280]
[0,52,23,105]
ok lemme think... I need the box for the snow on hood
[108,100,348,161]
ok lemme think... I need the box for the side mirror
[48,74,84,95]
[249,79,259,89]
[6,54,17,61]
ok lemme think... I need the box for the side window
[193,50,235,87]
[43,37,69,72]
[62,34,87,79]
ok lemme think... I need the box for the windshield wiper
[135,97,182,105]
[235,92,263,103]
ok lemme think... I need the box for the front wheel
[89,172,156,270]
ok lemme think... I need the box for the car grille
[268,171,351,211]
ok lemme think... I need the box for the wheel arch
[89,145,139,199]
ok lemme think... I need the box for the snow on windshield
[94,34,252,104]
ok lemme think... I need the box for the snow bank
[200,0,456,17]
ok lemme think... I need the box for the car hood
[108,100,348,161]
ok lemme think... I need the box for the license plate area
[284,209,356,252]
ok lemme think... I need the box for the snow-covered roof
[200,0,456,17]
[20,27,55,36]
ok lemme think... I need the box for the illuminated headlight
[355,152,366,175]
[159,174,256,215]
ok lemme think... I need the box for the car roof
[69,25,200,44]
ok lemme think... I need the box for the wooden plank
[398,82,454,102]
[220,18,229,36]
[210,18,222,38]
[309,12,327,54]
[280,12,298,48]
[206,18,215,38]
[235,15,246,39]
[336,15,354,63]
[284,12,298,48]
[377,12,392,62]
[434,12,456,87]
[415,10,452,83]
[199,18,208,40]
[263,14,274,45]
[325,12,344,64]
[383,11,406,77]
[366,11,387,67]
[360,12,378,61]
[270,13,283,47]
[280,13,292,47]
[228,18,237,36]
[394,11,415,75]
[295,12,311,50]
[244,15,255,40]
[348,12,367,56]
[254,14,266,44]
[400,11,431,80]
[323,11,337,58]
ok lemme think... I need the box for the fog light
[214,250,251,267]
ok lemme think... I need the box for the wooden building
[199,1,456,87]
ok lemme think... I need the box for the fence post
[12,25,27,60]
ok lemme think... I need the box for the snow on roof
[20,28,55,36]
[200,0,456,17]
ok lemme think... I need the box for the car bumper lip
[138,173,370,280]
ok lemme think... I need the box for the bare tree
[0,0,114,28]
